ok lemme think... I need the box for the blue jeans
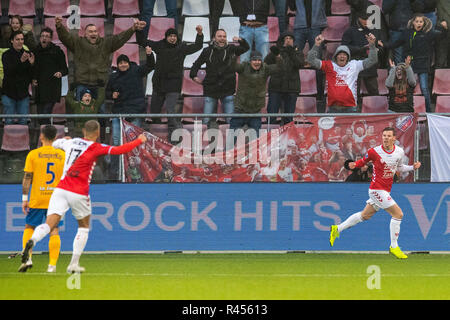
[138,0,178,43]
[204,95,234,125]
[111,117,142,145]
[2,95,29,125]
[272,0,287,34]
[294,27,322,51]
[230,117,262,134]
[418,73,431,112]
[239,25,269,62]
[389,30,405,65]
[267,92,297,125]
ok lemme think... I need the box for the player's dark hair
[10,30,24,41]
[84,120,100,134]
[84,23,96,31]
[41,125,57,140]
[382,127,396,136]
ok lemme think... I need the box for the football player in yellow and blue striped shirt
[19,125,65,273]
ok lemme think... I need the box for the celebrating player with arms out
[19,120,147,273]
[19,125,65,273]
[329,127,421,259]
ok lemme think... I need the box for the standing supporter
[239,0,271,62]
[272,0,288,35]
[190,29,249,129]
[381,14,448,112]
[209,0,242,38]
[293,0,327,101]
[32,27,68,125]
[230,50,281,138]
[136,0,178,45]
[141,26,204,143]
[54,16,146,124]
[307,34,378,113]
[106,47,155,146]
[2,30,34,125]
[385,57,417,113]
[264,31,304,125]
[382,0,424,64]
[436,0,450,67]
[342,11,387,105]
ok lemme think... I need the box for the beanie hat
[333,45,351,62]
[80,88,92,98]
[116,54,130,65]
[250,50,263,61]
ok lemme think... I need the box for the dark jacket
[239,0,270,24]
[32,42,68,104]
[190,38,249,98]
[386,16,447,74]
[234,60,281,113]
[144,33,203,93]
[382,0,424,31]
[341,19,387,77]
[2,47,33,100]
[264,32,304,93]
[57,24,135,86]
[106,54,155,114]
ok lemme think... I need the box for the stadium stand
[182,96,205,123]
[218,16,240,42]
[322,16,350,42]
[295,96,317,114]
[331,0,351,15]
[268,16,280,43]
[111,43,140,67]
[79,0,106,16]
[43,0,70,17]
[51,98,67,124]
[361,95,389,113]
[112,0,140,17]
[182,17,211,43]
[299,69,318,96]
[432,69,450,95]
[8,0,36,16]
[1,125,30,152]
[435,95,450,113]
[182,69,206,96]
[413,95,426,114]
[113,18,137,42]
[147,17,175,41]
[182,0,210,16]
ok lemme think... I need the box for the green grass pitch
[1,253,449,300]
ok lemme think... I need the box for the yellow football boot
[390,246,408,259]
[329,225,339,247]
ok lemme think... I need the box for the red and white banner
[121,114,417,183]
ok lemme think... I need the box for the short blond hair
[84,120,100,134]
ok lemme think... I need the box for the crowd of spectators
[0,0,448,182]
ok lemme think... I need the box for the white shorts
[366,189,397,211]
[47,188,92,220]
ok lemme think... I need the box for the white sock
[390,218,402,248]
[69,228,89,266]
[30,223,50,244]
[337,212,363,233]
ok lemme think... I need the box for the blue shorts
[25,208,64,227]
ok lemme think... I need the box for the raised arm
[306,35,324,70]
[362,33,378,70]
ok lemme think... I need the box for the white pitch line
[1,272,449,278]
